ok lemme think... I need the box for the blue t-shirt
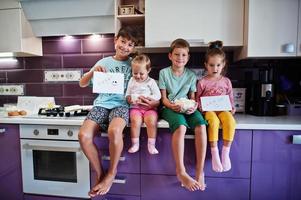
[89,56,132,109]
[159,66,197,102]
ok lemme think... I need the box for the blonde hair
[131,54,151,71]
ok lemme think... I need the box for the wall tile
[25,56,62,69]
[0,72,6,83]
[55,97,84,106]
[7,70,44,83]
[43,39,81,54]
[63,83,93,96]
[83,37,115,53]
[83,97,95,105]
[63,54,102,68]
[25,84,63,96]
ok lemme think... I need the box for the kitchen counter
[0,114,301,130]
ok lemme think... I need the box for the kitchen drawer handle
[102,155,126,161]
[23,143,82,152]
[184,135,195,140]
[292,135,301,144]
[113,176,126,184]
[0,128,6,134]
[101,133,108,137]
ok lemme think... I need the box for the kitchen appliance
[20,124,90,198]
[246,69,275,116]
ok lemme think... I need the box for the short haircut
[169,38,190,53]
[131,54,151,71]
[116,26,138,45]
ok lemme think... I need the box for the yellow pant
[205,111,236,142]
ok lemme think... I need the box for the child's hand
[93,65,106,72]
[170,103,182,113]
[185,102,198,115]
[231,108,236,115]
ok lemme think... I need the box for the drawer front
[91,172,140,196]
[0,124,20,174]
[141,174,249,200]
[94,130,140,173]
[141,129,252,178]
[93,194,140,200]
[0,168,23,200]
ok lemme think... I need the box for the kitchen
[0,0,301,200]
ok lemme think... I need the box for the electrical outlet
[0,84,24,95]
[44,70,82,82]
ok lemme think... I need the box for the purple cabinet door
[93,194,140,200]
[141,174,249,200]
[91,172,140,196]
[141,129,252,178]
[93,128,140,173]
[251,130,301,200]
[0,124,21,174]
[0,124,23,200]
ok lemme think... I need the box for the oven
[20,124,90,198]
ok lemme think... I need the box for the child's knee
[78,131,93,144]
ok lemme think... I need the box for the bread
[19,110,27,116]
[8,111,20,116]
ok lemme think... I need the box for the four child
[79,28,236,196]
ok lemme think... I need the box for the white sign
[93,72,124,94]
[200,95,232,111]
[17,96,55,115]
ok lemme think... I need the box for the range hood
[20,0,115,37]
[0,1,42,57]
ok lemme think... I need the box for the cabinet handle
[184,135,195,140]
[23,143,82,152]
[102,155,126,161]
[113,176,126,184]
[101,133,108,137]
[0,128,6,134]
[292,135,301,144]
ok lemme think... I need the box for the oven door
[20,139,90,198]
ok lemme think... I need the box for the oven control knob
[33,129,39,136]
[67,130,73,137]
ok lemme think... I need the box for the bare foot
[88,168,105,197]
[196,173,206,191]
[89,172,116,197]
[177,172,200,191]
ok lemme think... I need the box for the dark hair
[131,54,151,71]
[116,26,138,45]
[205,40,227,75]
[169,38,190,53]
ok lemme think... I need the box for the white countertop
[0,114,301,130]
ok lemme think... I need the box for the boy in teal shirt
[159,38,207,191]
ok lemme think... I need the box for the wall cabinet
[236,0,301,59]
[251,130,301,200]
[0,124,23,200]
[145,0,244,47]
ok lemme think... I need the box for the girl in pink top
[196,41,236,172]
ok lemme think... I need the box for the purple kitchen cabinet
[141,174,249,200]
[24,194,88,200]
[251,130,301,200]
[90,172,140,197]
[0,124,23,200]
[92,194,140,200]
[93,129,140,174]
[141,129,252,179]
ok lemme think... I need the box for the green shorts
[161,108,207,132]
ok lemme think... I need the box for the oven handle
[102,155,126,161]
[22,143,82,152]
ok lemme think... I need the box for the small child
[159,38,207,191]
[125,54,161,154]
[197,40,236,172]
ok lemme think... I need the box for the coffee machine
[246,69,275,116]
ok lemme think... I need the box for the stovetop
[38,105,92,117]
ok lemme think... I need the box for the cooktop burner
[38,105,91,117]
